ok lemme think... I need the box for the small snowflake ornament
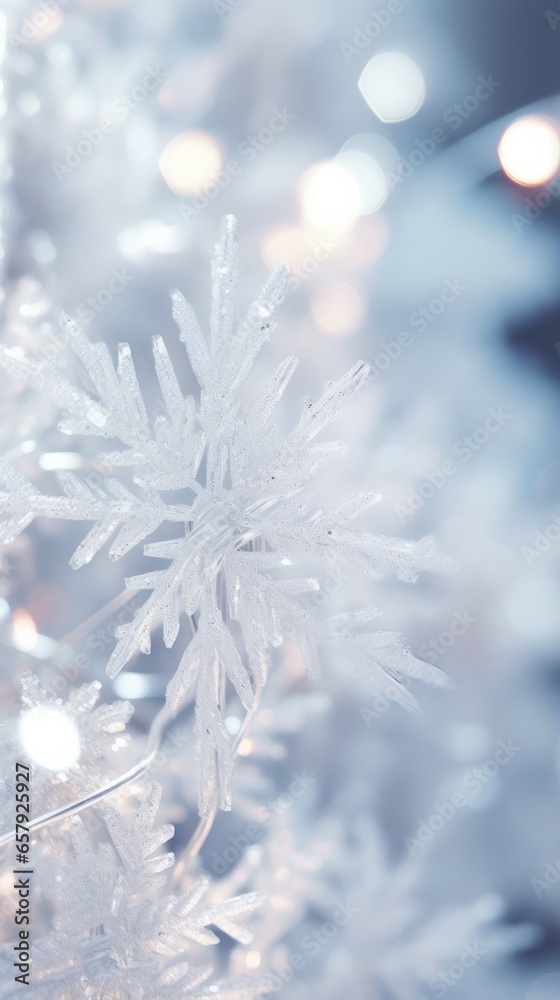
[0,783,266,1000]
[0,675,133,834]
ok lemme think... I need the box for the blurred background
[0,1,559,998]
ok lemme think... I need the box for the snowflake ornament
[0,783,265,999]
[0,216,449,815]
[0,675,133,834]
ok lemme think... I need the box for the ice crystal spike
[0,217,448,815]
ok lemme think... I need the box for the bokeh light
[18,706,81,771]
[81,0,132,10]
[118,219,187,259]
[498,116,560,186]
[335,150,388,213]
[311,281,364,337]
[358,52,425,122]
[260,226,315,269]
[39,452,82,470]
[525,974,560,1000]
[158,131,222,196]
[299,161,360,234]
[344,215,390,268]
[11,609,38,652]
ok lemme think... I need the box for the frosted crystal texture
[0,216,449,815]
[220,797,534,999]
[0,782,265,999]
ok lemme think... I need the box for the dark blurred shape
[505,305,560,380]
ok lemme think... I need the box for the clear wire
[0,703,170,849]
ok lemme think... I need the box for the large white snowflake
[0,216,448,815]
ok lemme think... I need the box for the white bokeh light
[18,706,81,771]
[358,52,425,123]
[299,161,360,234]
[11,610,38,653]
[336,150,388,213]
[498,116,560,186]
[311,281,364,337]
[503,574,560,641]
[158,131,222,196]
[260,226,313,269]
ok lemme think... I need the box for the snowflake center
[188,494,280,574]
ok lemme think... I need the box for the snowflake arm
[0,460,191,562]
[326,609,453,713]
[101,781,175,900]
